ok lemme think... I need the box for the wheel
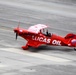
[22,46,28,50]
[74,48,76,51]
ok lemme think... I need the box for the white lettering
[52,40,56,44]
[39,37,43,42]
[52,40,61,45]
[32,36,35,40]
[47,39,51,43]
[32,36,51,43]
[43,38,47,43]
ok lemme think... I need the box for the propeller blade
[16,33,18,40]
[18,22,20,30]
[15,22,20,40]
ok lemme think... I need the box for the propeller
[15,22,20,40]
[16,33,18,40]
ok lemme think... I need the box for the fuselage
[14,27,76,48]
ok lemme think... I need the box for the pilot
[46,30,51,37]
[39,29,43,36]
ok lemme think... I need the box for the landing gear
[74,47,76,51]
[22,42,29,50]
[22,45,37,52]
[22,45,28,50]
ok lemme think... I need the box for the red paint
[14,24,76,50]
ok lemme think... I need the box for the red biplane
[14,24,76,51]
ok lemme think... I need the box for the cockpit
[40,29,51,37]
[28,24,51,37]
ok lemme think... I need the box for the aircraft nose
[14,28,19,40]
[14,28,18,33]
[14,28,24,34]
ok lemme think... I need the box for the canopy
[28,24,48,33]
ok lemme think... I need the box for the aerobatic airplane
[14,24,76,51]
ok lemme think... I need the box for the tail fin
[64,33,76,47]
[64,33,76,39]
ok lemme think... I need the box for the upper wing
[28,24,48,34]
